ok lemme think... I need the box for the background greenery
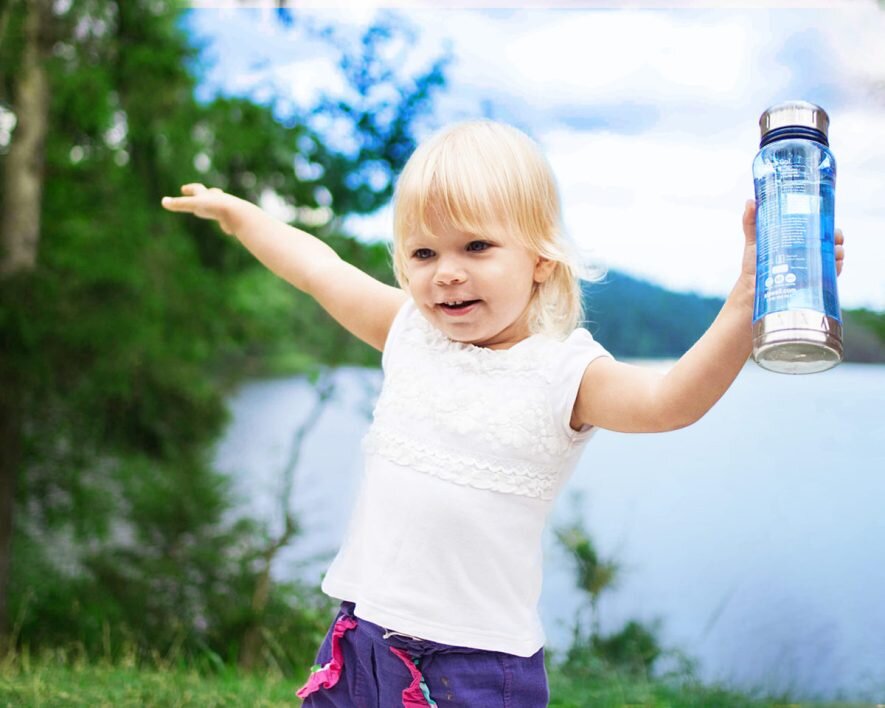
[1,0,883,704]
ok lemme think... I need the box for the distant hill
[842,309,885,363]
[582,271,885,363]
[581,272,724,358]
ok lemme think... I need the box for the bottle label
[783,193,820,215]
[753,153,839,324]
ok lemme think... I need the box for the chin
[438,324,485,345]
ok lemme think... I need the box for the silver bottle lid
[759,100,829,139]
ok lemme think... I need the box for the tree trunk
[238,532,290,671]
[0,0,52,653]
[237,373,335,670]
[0,0,50,276]
[0,356,22,655]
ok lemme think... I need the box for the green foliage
[555,524,619,599]
[555,513,664,680]
[545,659,824,707]
[591,620,662,676]
[840,309,885,363]
[304,17,450,215]
[0,0,444,667]
[11,460,336,670]
[0,0,27,108]
[846,309,885,340]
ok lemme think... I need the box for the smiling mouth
[439,299,481,311]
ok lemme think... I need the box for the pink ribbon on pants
[295,615,358,699]
[388,646,437,707]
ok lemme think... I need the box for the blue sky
[183,2,885,309]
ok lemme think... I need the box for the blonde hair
[391,120,586,340]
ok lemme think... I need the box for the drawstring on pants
[296,612,437,707]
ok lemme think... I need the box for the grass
[546,668,877,708]
[0,648,880,707]
[0,647,303,707]
[0,665,299,707]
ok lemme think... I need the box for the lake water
[213,362,885,701]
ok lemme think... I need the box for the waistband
[339,601,487,658]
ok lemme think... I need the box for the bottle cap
[759,101,829,140]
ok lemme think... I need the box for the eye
[466,241,491,252]
[411,248,435,260]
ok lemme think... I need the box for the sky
[183,2,885,309]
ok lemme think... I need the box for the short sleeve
[381,297,417,373]
[551,328,614,442]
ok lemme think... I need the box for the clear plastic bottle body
[751,137,842,373]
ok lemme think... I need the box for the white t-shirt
[321,298,613,656]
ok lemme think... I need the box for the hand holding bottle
[739,199,845,290]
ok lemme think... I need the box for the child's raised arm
[161,184,407,352]
[572,200,846,434]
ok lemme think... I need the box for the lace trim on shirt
[363,427,559,500]
[374,365,570,460]
[400,307,555,381]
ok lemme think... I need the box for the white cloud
[503,12,751,102]
[345,203,393,242]
[271,58,350,108]
[541,125,746,293]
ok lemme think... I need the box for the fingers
[161,184,218,211]
[834,228,845,276]
[742,199,756,242]
[161,195,194,211]
[835,242,844,275]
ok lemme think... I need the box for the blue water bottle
[751,100,842,374]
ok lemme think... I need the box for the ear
[533,256,556,283]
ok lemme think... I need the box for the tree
[0,0,59,652]
[0,1,447,663]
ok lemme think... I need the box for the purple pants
[296,601,549,707]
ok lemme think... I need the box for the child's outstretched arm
[161,183,407,351]
[572,200,846,434]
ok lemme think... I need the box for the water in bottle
[752,100,842,374]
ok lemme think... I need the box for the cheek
[483,258,523,282]
[404,270,431,301]
[496,259,539,291]
[403,265,424,287]
[406,279,422,299]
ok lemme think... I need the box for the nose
[433,256,467,286]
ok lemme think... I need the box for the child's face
[403,210,551,350]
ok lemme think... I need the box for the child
[161,120,845,707]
